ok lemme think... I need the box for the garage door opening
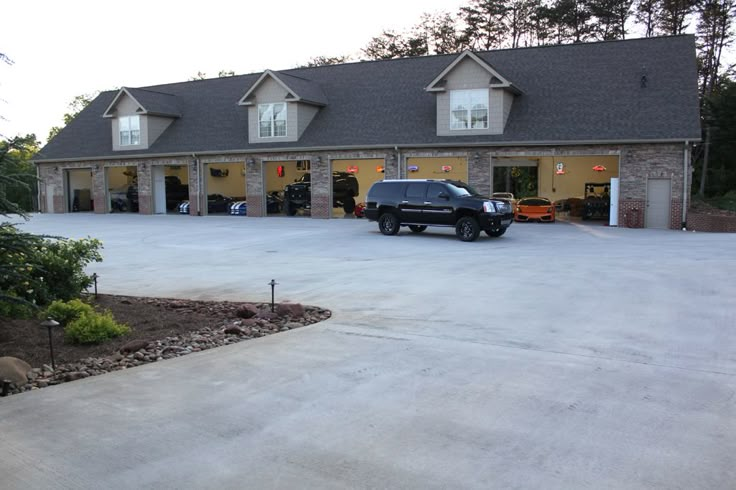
[491,155,619,223]
[266,160,305,216]
[65,168,94,213]
[201,162,246,216]
[106,166,138,213]
[331,159,384,218]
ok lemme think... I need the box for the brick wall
[687,212,736,232]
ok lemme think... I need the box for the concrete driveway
[2,214,735,489]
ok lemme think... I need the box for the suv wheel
[285,201,297,216]
[408,225,427,233]
[485,227,506,237]
[456,216,480,242]
[378,212,400,235]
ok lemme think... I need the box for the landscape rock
[0,357,32,385]
[120,340,150,354]
[224,326,246,336]
[235,305,259,319]
[276,303,305,318]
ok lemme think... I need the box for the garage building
[34,35,701,229]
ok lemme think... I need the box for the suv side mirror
[438,192,449,200]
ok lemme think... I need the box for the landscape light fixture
[40,318,61,370]
[91,272,99,298]
[268,279,279,312]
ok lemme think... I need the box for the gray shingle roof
[125,87,181,117]
[36,35,701,162]
[273,71,328,106]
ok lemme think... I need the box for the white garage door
[646,178,671,229]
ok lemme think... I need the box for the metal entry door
[646,178,671,229]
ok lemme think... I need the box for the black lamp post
[40,318,60,370]
[268,279,278,312]
[91,272,99,298]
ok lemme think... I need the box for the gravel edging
[3,303,330,397]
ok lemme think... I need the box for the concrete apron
[2,214,735,489]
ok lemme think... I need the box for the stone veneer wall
[687,212,736,232]
[37,142,690,228]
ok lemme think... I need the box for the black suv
[283,171,360,216]
[364,179,514,241]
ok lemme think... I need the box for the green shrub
[64,310,130,344]
[43,298,94,326]
[0,223,103,318]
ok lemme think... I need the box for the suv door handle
[424,202,432,204]
[401,200,409,204]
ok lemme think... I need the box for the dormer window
[450,89,488,130]
[258,103,287,138]
[119,115,141,145]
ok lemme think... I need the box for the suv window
[427,183,447,199]
[405,182,427,199]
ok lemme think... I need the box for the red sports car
[514,197,556,222]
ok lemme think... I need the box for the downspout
[682,142,689,229]
[192,153,201,216]
[394,146,402,179]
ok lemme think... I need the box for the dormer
[103,87,181,151]
[238,70,327,144]
[425,51,521,137]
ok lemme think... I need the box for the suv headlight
[483,201,496,213]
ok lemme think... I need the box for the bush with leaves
[43,298,94,326]
[42,298,129,344]
[0,224,103,317]
[64,310,130,344]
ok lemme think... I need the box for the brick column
[245,157,264,217]
[310,156,330,219]
[384,152,398,179]
[137,163,152,215]
[93,165,107,213]
[468,151,490,196]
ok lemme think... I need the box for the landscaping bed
[0,294,330,397]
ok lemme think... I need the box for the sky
[0,0,466,144]
[1,1,732,146]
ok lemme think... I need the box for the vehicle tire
[408,225,427,233]
[343,196,356,214]
[285,201,297,216]
[456,216,480,242]
[378,212,400,235]
[485,227,506,237]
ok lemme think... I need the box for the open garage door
[492,155,619,223]
[201,162,246,216]
[331,159,384,218]
[65,168,94,212]
[105,166,138,213]
[265,160,301,216]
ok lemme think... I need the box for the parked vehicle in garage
[364,179,513,242]
[283,172,359,216]
[491,192,516,207]
[165,176,189,210]
[514,197,556,222]
[582,182,611,220]
[228,192,283,216]
[178,194,233,214]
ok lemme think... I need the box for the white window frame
[119,115,141,146]
[450,89,489,131]
[258,103,287,138]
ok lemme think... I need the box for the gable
[426,50,521,94]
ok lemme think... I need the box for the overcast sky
[1,1,731,146]
[0,0,466,144]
